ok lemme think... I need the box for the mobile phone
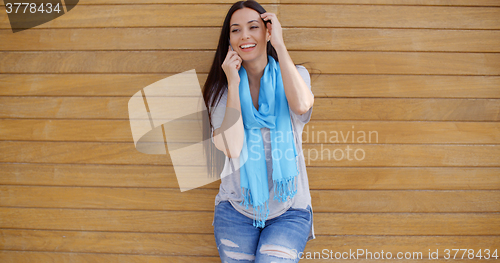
[228,39,233,51]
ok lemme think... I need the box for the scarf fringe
[240,187,269,228]
[273,175,298,202]
[240,186,252,209]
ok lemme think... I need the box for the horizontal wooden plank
[281,0,500,5]
[0,251,487,263]
[0,51,214,74]
[1,164,499,190]
[1,74,499,98]
[1,207,499,235]
[2,0,277,4]
[312,75,500,98]
[309,167,500,190]
[0,4,278,29]
[4,0,499,6]
[1,5,498,29]
[292,52,500,75]
[0,251,220,263]
[2,120,499,144]
[301,121,500,144]
[284,28,500,52]
[0,229,216,256]
[2,28,499,52]
[280,5,500,29]
[1,51,498,75]
[0,73,207,96]
[310,98,500,121]
[0,97,498,121]
[1,186,498,212]
[1,229,499,257]
[303,144,500,167]
[0,142,498,166]
[0,163,192,189]
[0,28,222,51]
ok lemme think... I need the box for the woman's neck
[242,54,268,86]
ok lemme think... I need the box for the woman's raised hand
[260,12,285,49]
[221,46,242,87]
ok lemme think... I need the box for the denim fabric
[213,200,312,263]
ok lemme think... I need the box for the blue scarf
[238,55,299,228]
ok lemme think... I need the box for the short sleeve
[210,90,228,143]
[294,65,314,124]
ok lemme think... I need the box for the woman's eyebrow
[230,20,259,27]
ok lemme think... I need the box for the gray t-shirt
[210,65,315,242]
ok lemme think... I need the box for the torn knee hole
[224,251,256,261]
[260,244,298,259]
[220,238,239,248]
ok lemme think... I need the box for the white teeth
[240,44,256,49]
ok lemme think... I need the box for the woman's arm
[275,45,314,115]
[261,12,314,115]
[212,85,244,159]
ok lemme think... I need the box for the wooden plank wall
[1,0,499,262]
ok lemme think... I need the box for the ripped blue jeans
[213,200,312,263]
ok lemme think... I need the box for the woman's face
[229,7,270,64]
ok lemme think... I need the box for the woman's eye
[251,26,258,29]
[231,29,239,33]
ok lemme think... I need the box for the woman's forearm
[274,44,314,115]
[213,84,245,159]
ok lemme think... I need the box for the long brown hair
[202,0,277,179]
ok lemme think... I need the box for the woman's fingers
[223,52,241,72]
[227,50,242,65]
[260,12,277,23]
[223,46,242,72]
[231,56,241,69]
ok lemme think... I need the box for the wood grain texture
[281,0,500,5]
[2,74,499,98]
[0,141,499,166]
[2,5,499,29]
[1,164,499,190]
[1,186,499,212]
[0,4,279,29]
[1,51,499,74]
[0,251,221,263]
[0,251,492,263]
[1,229,499,257]
[1,207,499,235]
[4,0,499,5]
[2,28,500,52]
[280,5,500,29]
[0,97,498,121]
[1,120,499,144]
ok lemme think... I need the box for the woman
[202,0,315,262]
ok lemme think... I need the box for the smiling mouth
[240,44,256,49]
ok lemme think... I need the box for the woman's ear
[265,25,271,42]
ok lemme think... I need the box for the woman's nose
[240,29,250,39]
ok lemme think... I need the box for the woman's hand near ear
[260,12,285,50]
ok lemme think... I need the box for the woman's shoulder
[295,64,311,88]
[295,64,308,72]
[214,88,228,107]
